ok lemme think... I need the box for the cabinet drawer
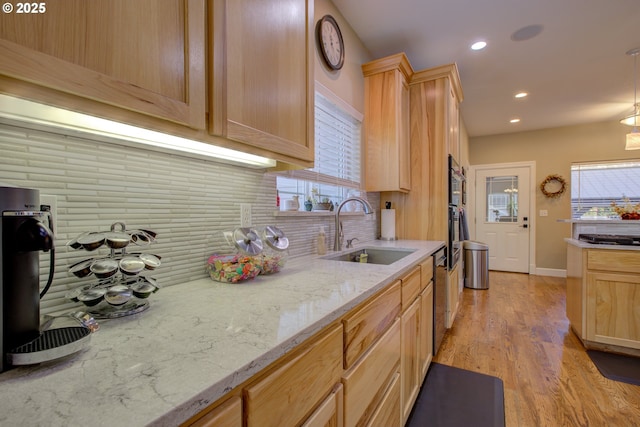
[343,281,401,369]
[420,257,433,291]
[342,319,401,427]
[401,266,421,308]
[189,396,242,427]
[587,249,640,274]
[245,325,343,427]
[366,372,401,427]
[302,383,343,427]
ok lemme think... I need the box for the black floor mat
[587,350,640,386]
[406,362,505,427]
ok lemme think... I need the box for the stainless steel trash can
[463,240,489,289]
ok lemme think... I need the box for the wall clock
[316,15,345,70]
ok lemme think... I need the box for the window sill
[273,210,366,217]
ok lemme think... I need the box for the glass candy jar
[207,228,263,283]
[258,225,289,274]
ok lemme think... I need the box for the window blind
[275,90,362,203]
[571,160,640,219]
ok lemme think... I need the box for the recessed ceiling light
[471,41,487,51]
[510,118,521,124]
[515,92,528,99]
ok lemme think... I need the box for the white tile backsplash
[0,123,379,314]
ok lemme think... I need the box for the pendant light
[622,48,640,150]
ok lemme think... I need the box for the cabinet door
[447,84,460,161]
[419,281,434,379]
[400,297,420,424]
[302,383,343,427]
[211,0,314,165]
[566,244,586,338]
[342,319,400,427]
[586,271,640,349]
[245,325,343,427]
[0,0,206,129]
[362,53,412,192]
[446,265,459,328]
[189,396,242,427]
[365,372,401,427]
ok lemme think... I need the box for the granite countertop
[565,238,640,251]
[0,239,444,427]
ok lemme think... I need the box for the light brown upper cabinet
[209,0,315,167]
[399,63,463,243]
[448,85,461,161]
[0,0,206,129]
[362,53,413,193]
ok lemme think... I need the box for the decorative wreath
[540,174,566,198]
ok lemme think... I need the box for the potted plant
[315,197,332,211]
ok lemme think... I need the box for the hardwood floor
[433,271,640,427]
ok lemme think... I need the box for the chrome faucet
[334,197,374,251]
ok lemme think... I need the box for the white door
[474,166,531,273]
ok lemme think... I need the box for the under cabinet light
[0,95,276,168]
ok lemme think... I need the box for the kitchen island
[0,239,444,426]
[566,238,640,357]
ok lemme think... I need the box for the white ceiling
[332,0,640,137]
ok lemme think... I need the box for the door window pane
[485,176,518,222]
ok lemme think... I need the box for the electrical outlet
[240,203,252,227]
[539,209,548,217]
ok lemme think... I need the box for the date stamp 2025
[3,2,47,14]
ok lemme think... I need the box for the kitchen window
[276,85,363,209]
[571,160,640,219]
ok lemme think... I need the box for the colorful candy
[206,254,260,283]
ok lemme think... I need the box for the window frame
[571,160,640,219]
[274,82,364,210]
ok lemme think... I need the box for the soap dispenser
[317,226,326,255]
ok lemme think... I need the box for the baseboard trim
[533,268,566,278]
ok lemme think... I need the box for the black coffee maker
[1,186,54,372]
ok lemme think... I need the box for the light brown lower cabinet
[566,245,640,355]
[302,383,344,427]
[244,325,343,427]
[184,255,439,427]
[419,281,434,379]
[342,319,401,427]
[343,281,402,369]
[400,296,421,424]
[366,372,401,427]
[189,395,242,427]
[586,271,640,349]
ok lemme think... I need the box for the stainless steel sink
[323,247,416,265]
